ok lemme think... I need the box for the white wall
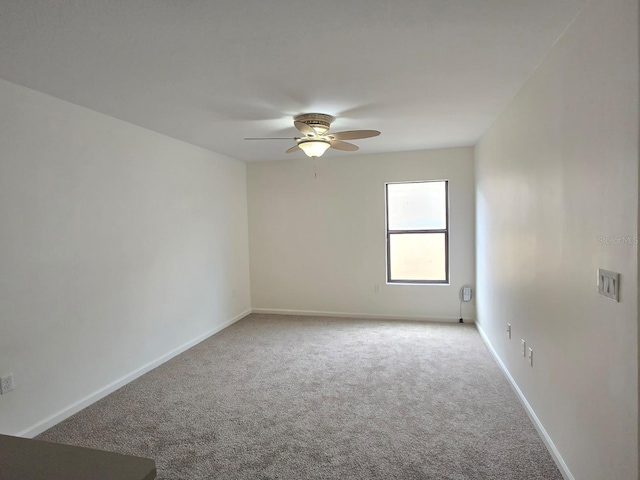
[0,79,251,436]
[475,0,638,478]
[248,148,475,321]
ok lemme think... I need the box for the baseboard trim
[251,308,474,323]
[18,308,251,438]
[475,322,574,480]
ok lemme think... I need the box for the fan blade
[286,145,301,153]
[244,137,298,140]
[329,140,359,151]
[326,130,380,141]
[294,121,317,137]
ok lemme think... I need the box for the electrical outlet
[521,339,526,357]
[507,323,511,339]
[1,373,14,395]
[528,348,534,367]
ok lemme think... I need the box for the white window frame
[385,180,450,285]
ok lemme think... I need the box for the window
[385,180,449,284]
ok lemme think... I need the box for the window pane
[387,181,447,230]
[389,233,446,281]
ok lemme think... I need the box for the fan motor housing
[294,113,335,135]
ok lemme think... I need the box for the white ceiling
[0,0,587,162]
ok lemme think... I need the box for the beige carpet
[38,314,562,479]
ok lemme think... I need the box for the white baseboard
[475,322,574,480]
[19,309,251,438]
[251,308,474,323]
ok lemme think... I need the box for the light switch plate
[598,269,620,302]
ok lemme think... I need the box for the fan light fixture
[243,112,381,158]
[298,140,331,158]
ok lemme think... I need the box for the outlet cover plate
[1,373,14,394]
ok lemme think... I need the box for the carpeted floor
[37,314,562,479]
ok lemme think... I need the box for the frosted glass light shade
[299,140,331,158]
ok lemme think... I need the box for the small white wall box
[461,285,472,302]
[597,269,620,302]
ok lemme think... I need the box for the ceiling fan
[245,113,380,158]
